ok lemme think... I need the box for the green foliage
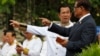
[0,0,15,5]
[9,0,16,5]
[90,0,100,8]
[0,0,100,28]
[12,54,20,56]
[78,43,100,56]
[46,10,59,21]
[1,0,7,5]
[68,0,75,4]
[0,0,16,13]
[89,0,100,25]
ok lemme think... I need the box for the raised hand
[16,45,23,55]
[10,20,20,28]
[39,18,51,26]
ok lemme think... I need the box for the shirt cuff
[48,22,53,29]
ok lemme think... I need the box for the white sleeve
[49,22,53,29]
[27,25,48,36]
[28,38,42,56]
[26,25,59,38]
[27,25,66,39]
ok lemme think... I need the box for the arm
[48,23,71,37]
[10,20,59,38]
[27,25,62,38]
[26,25,48,36]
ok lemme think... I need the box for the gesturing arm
[48,23,71,37]
[26,25,48,36]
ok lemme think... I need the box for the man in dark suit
[41,0,96,56]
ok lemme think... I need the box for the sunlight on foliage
[78,43,100,56]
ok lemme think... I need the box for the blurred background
[0,0,100,41]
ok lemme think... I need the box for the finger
[42,22,46,26]
[39,18,48,21]
[39,17,46,20]
[10,23,15,27]
[39,18,45,21]
[10,23,13,25]
[10,20,14,23]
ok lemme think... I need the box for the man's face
[2,35,7,43]
[74,2,82,18]
[23,32,33,40]
[5,32,14,45]
[59,7,71,23]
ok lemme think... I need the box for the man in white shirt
[1,30,18,56]
[40,0,96,56]
[10,5,74,56]
[39,5,74,56]
[16,31,42,56]
[0,32,7,55]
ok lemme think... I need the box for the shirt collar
[79,13,90,23]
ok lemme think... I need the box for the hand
[56,37,69,47]
[10,20,20,28]
[16,46,23,54]
[39,18,51,26]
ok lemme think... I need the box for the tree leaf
[1,0,7,5]
[9,0,16,5]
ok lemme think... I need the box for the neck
[27,37,32,41]
[61,22,70,27]
[79,11,90,18]
[9,41,14,46]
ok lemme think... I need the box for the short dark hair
[3,30,16,37]
[57,4,71,13]
[76,0,91,11]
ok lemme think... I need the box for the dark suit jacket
[48,15,96,56]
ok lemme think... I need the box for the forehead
[5,32,13,37]
[23,32,32,34]
[60,7,70,12]
[6,32,12,35]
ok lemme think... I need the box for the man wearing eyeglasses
[40,0,96,56]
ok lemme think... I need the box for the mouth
[63,18,68,20]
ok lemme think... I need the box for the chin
[74,15,78,18]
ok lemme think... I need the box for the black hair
[57,4,71,13]
[76,0,91,11]
[3,30,16,37]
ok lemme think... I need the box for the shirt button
[56,48,58,49]
[56,53,57,55]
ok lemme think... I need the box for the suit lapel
[69,22,80,39]
[69,15,91,40]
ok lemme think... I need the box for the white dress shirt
[0,42,3,56]
[22,35,42,56]
[26,21,73,56]
[1,40,17,56]
[40,40,47,56]
[79,13,90,23]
